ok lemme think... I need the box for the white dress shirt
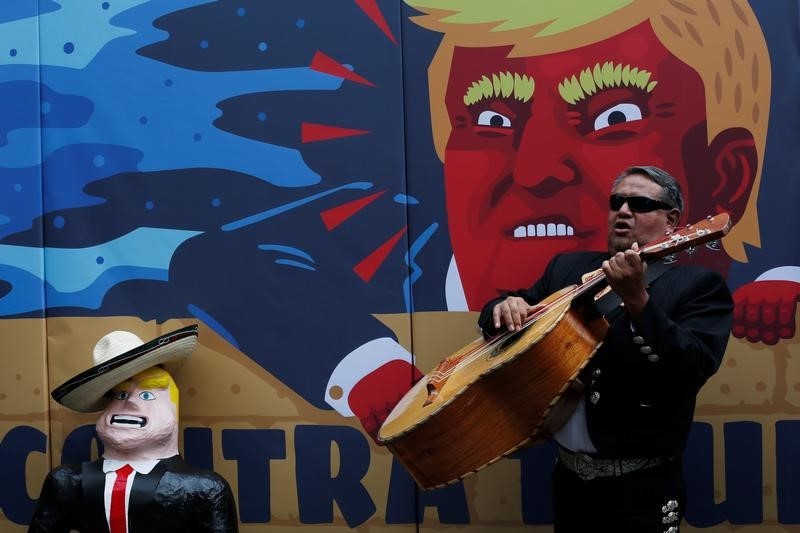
[101,458,161,526]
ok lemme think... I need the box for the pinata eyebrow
[558,61,657,105]
[463,71,535,106]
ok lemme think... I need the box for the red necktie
[110,464,134,533]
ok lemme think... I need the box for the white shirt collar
[102,458,161,475]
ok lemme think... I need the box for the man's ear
[684,126,757,222]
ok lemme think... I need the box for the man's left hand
[603,243,649,317]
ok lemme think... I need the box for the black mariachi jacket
[478,251,733,459]
[28,455,238,532]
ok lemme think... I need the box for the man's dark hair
[613,165,684,213]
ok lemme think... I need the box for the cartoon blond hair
[406,0,770,260]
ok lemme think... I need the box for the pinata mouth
[110,414,148,428]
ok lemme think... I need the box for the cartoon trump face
[408,0,768,308]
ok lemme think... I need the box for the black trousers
[552,457,685,532]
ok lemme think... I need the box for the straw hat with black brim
[52,324,199,413]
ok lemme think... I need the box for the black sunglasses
[609,194,674,213]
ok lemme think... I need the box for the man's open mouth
[110,415,148,428]
[613,219,632,231]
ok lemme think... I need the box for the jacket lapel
[81,460,111,533]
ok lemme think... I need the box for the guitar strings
[428,277,603,383]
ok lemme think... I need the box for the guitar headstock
[641,213,732,259]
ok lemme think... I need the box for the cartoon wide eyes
[476,110,512,128]
[593,102,643,131]
[113,390,129,401]
[139,391,156,401]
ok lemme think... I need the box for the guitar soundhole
[489,329,524,359]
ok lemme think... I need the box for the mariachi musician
[479,166,733,532]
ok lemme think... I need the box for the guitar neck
[640,214,731,260]
[537,213,732,316]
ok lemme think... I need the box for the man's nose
[512,112,580,196]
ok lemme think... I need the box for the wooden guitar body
[378,287,608,489]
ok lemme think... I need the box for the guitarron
[377,214,731,489]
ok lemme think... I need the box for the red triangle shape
[310,51,376,87]
[302,122,371,143]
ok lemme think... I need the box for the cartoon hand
[348,360,423,443]
[732,280,800,344]
[160,178,412,412]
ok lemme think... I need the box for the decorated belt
[558,447,671,481]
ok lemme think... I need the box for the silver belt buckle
[574,453,596,481]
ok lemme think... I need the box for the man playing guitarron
[479,166,733,532]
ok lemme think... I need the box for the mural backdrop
[1,0,799,531]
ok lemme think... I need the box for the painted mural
[0,0,798,531]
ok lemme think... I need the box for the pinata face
[95,367,179,460]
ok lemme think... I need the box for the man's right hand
[492,296,543,332]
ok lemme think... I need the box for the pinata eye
[113,391,129,401]
[139,391,156,401]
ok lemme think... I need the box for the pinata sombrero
[51,324,199,413]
